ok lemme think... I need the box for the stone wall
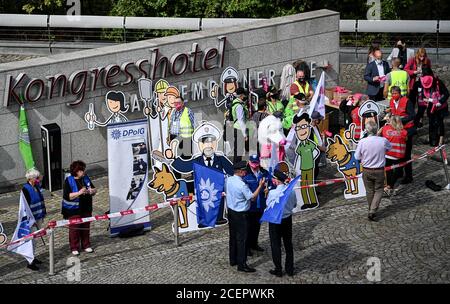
[0,9,340,192]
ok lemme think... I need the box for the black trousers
[385,158,401,188]
[415,105,426,127]
[428,109,446,146]
[400,135,413,180]
[228,209,248,267]
[368,87,385,102]
[269,216,294,273]
[247,211,263,250]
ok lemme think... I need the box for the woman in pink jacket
[404,48,432,91]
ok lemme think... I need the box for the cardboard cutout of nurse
[84,91,129,130]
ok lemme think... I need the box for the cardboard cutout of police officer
[166,122,234,226]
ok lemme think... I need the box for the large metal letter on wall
[107,119,151,236]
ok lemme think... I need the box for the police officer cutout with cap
[226,160,265,273]
[167,122,234,226]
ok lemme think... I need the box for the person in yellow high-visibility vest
[231,87,249,162]
[384,58,410,99]
[168,95,197,159]
[290,69,314,102]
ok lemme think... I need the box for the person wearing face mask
[168,95,197,159]
[169,122,234,226]
[266,86,285,115]
[364,49,391,101]
[226,160,266,273]
[231,87,250,162]
[243,155,271,256]
[62,160,97,256]
[409,67,449,146]
[387,86,416,184]
[387,39,415,69]
[21,168,46,271]
[290,68,314,102]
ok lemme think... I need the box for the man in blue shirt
[226,160,265,273]
[243,154,271,256]
[267,169,297,277]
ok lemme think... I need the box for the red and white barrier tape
[0,196,191,249]
[295,145,445,190]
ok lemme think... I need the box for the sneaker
[32,258,42,265]
[72,250,80,256]
[27,263,39,271]
[84,248,94,253]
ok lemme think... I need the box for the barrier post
[48,228,55,275]
[440,148,450,190]
[173,202,179,246]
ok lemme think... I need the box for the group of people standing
[353,40,449,221]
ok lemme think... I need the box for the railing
[2,15,450,58]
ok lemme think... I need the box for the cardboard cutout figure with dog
[147,163,194,230]
[151,121,233,233]
[326,135,366,199]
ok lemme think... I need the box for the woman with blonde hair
[405,48,432,91]
[380,115,408,195]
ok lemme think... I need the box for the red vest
[382,124,408,159]
[390,96,414,130]
[350,107,361,139]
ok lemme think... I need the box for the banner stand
[440,149,450,190]
[48,228,55,276]
[173,203,179,246]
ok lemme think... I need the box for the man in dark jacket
[364,49,391,101]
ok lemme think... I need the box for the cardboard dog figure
[0,222,7,246]
[84,91,129,130]
[326,135,366,199]
[147,163,193,230]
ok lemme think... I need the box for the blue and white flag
[260,175,301,224]
[193,163,225,227]
[7,192,36,264]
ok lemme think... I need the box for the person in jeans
[355,121,392,221]
[62,160,97,255]
[267,170,297,277]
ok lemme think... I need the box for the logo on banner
[111,129,121,140]
[198,178,219,212]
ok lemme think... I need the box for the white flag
[308,71,326,118]
[7,192,36,264]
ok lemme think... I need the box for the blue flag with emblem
[260,175,301,224]
[193,163,225,227]
[7,192,36,264]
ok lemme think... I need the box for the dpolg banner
[107,119,151,236]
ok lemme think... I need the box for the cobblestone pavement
[0,131,449,284]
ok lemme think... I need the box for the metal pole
[440,148,450,190]
[173,202,179,246]
[48,228,55,276]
